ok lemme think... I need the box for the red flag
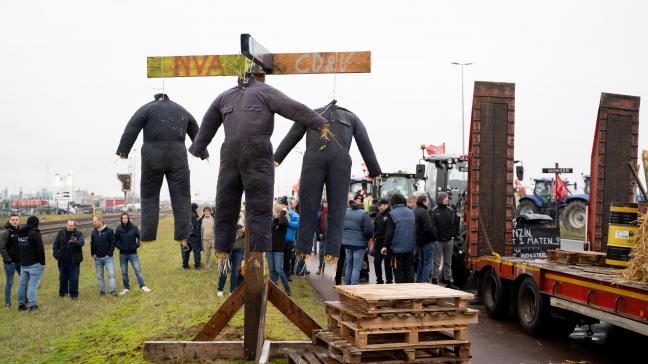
[555,175,569,202]
[426,143,446,155]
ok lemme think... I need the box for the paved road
[304,253,645,364]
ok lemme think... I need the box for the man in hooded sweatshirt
[53,220,84,299]
[114,213,151,295]
[91,215,116,296]
[381,193,416,283]
[0,213,21,308]
[16,216,45,311]
[342,194,373,285]
[430,192,460,289]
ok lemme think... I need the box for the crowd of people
[0,212,151,311]
[0,189,460,310]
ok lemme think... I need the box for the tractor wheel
[563,200,587,232]
[482,269,509,319]
[517,277,550,336]
[516,200,538,217]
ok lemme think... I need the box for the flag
[555,175,569,202]
[426,143,446,155]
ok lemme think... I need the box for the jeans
[217,249,244,293]
[266,251,290,291]
[58,262,80,297]
[416,242,436,283]
[120,253,145,289]
[431,240,454,282]
[17,263,44,307]
[393,252,415,283]
[283,241,295,276]
[94,256,116,294]
[181,239,202,268]
[3,262,21,305]
[373,246,393,284]
[344,248,366,285]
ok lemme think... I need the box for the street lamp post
[451,62,473,154]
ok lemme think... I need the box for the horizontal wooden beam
[142,341,322,362]
[147,51,370,78]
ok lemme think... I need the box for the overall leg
[214,142,244,253]
[266,252,278,284]
[294,158,325,256]
[17,267,29,305]
[130,254,146,288]
[120,254,130,290]
[58,262,69,296]
[95,258,105,293]
[140,149,164,241]
[106,257,116,293]
[324,156,353,257]
[240,140,274,252]
[166,163,192,241]
[442,241,454,283]
[27,264,44,307]
[69,264,80,298]
[229,249,244,292]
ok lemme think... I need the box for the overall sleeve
[53,233,60,259]
[186,114,209,159]
[383,215,395,250]
[108,230,116,256]
[273,122,307,164]
[116,104,148,157]
[0,230,11,263]
[361,214,374,239]
[353,116,381,177]
[189,97,222,159]
[35,232,45,265]
[263,87,326,131]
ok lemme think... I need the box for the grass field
[0,217,326,363]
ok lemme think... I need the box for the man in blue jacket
[342,194,373,285]
[381,193,416,283]
[53,220,84,299]
[91,215,116,296]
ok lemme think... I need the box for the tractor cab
[417,154,468,209]
[349,178,371,196]
[372,172,418,200]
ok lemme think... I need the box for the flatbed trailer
[472,256,648,336]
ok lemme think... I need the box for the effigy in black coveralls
[274,101,381,263]
[116,93,207,245]
[188,74,327,255]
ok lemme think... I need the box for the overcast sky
[1,0,646,202]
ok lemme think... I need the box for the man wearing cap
[373,199,393,284]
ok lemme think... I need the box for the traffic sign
[542,168,573,174]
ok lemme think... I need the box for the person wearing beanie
[183,203,203,269]
[16,216,45,311]
[381,193,416,283]
[430,192,460,289]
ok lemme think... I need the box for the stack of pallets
[311,283,477,364]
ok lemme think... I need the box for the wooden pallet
[326,301,478,332]
[288,352,334,364]
[547,249,607,266]
[313,330,470,364]
[334,284,473,314]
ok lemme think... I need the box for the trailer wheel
[482,269,508,319]
[517,277,550,336]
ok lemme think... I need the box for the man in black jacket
[189,75,327,254]
[0,214,21,308]
[414,195,437,283]
[16,216,45,311]
[430,192,459,289]
[372,199,393,284]
[53,220,84,298]
[91,215,116,296]
[117,94,206,247]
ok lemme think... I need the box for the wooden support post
[255,281,269,363]
[244,207,266,360]
[192,282,245,341]
[267,281,322,337]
